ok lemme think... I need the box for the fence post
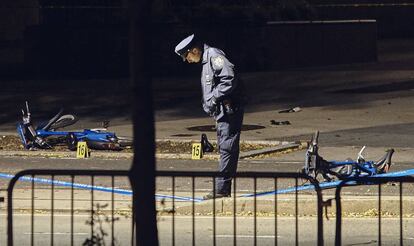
[129,0,158,245]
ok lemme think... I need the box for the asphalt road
[1,214,414,246]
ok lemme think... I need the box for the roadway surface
[1,214,413,245]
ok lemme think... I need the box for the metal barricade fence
[7,169,132,246]
[335,176,414,246]
[155,171,324,246]
[7,170,324,245]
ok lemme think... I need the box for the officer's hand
[223,99,234,115]
[211,96,218,106]
[208,100,220,117]
[207,96,219,116]
[208,105,219,116]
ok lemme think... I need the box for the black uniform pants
[215,108,244,194]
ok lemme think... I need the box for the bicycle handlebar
[312,131,319,146]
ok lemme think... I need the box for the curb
[239,142,301,159]
[157,138,292,146]
[0,150,210,160]
[2,194,413,218]
[170,195,414,217]
[0,150,133,159]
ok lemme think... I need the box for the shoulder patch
[212,56,224,69]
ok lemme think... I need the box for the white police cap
[175,34,195,61]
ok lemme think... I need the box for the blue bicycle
[302,131,394,182]
[17,102,132,151]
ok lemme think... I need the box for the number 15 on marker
[192,143,202,159]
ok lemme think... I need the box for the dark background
[0,0,412,125]
[3,0,412,79]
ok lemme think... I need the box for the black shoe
[201,133,214,153]
[203,192,231,200]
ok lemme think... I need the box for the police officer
[175,34,245,200]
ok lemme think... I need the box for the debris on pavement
[270,120,291,125]
[0,135,25,150]
[278,106,302,113]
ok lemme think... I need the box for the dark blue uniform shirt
[201,44,239,121]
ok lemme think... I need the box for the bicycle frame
[327,160,377,176]
[38,129,118,142]
[303,131,394,182]
[17,102,124,150]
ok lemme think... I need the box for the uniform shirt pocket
[203,74,214,95]
[205,74,212,86]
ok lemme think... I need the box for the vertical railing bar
[71,175,74,246]
[378,184,381,246]
[213,177,216,246]
[275,178,278,246]
[254,177,257,246]
[399,181,403,246]
[51,175,55,246]
[131,189,135,246]
[295,178,298,246]
[91,176,95,239]
[335,183,343,246]
[233,177,237,246]
[172,176,175,246]
[31,175,35,246]
[192,176,195,246]
[317,179,324,246]
[111,176,115,246]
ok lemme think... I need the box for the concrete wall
[0,0,39,75]
[23,26,129,78]
[156,20,378,76]
[315,5,414,38]
[22,20,377,78]
[232,20,377,71]
[309,0,414,3]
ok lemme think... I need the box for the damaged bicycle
[17,102,133,151]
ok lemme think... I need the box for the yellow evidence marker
[191,143,203,159]
[76,141,90,158]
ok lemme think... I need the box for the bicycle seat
[374,149,394,173]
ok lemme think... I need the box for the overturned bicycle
[302,130,395,183]
[248,131,414,197]
[17,102,132,151]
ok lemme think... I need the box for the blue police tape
[239,181,341,197]
[240,169,414,198]
[0,173,203,202]
[4,169,413,201]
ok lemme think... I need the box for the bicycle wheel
[339,158,354,177]
[117,136,133,148]
[66,133,78,151]
[50,114,78,130]
[87,140,122,151]
[331,165,353,179]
